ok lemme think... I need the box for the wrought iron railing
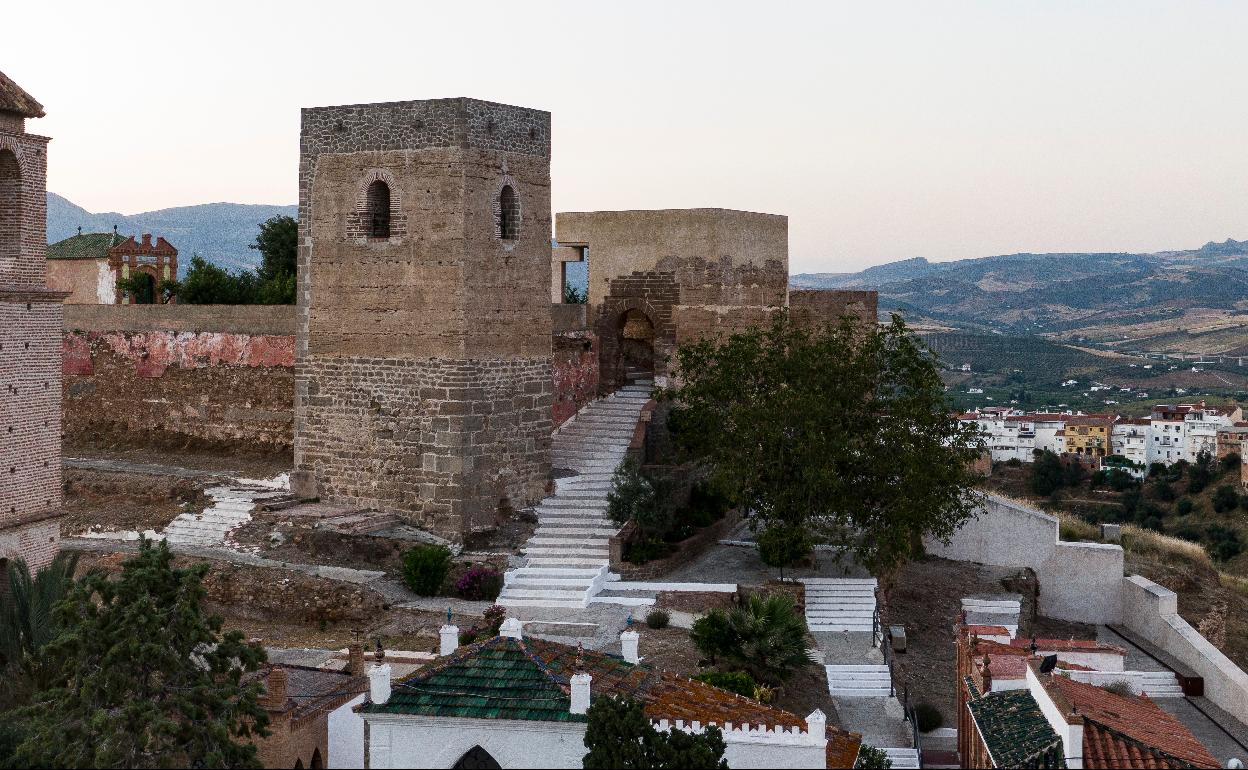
[879,595,922,766]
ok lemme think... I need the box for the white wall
[925,494,1124,625]
[328,694,366,769]
[1121,575,1248,720]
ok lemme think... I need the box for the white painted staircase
[825,664,892,697]
[801,577,877,632]
[499,381,652,608]
[162,485,289,547]
[880,747,920,769]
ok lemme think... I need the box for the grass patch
[1121,526,1212,567]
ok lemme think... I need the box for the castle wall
[788,288,878,330]
[297,99,553,538]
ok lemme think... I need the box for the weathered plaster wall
[1121,575,1248,719]
[45,258,116,305]
[925,493,1125,624]
[61,305,296,453]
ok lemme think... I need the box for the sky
[6,1,1247,273]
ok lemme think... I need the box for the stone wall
[552,304,598,427]
[925,493,1125,624]
[788,289,878,330]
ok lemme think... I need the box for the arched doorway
[618,308,655,383]
[309,748,323,769]
[133,271,157,304]
[453,746,501,769]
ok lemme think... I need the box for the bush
[1176,498,1195,517]
[1005,457,1022,468]
[646,609,670,630]
[1151,479,1176,502]
[1221,452,1241,472]
[1148,462,1166,478]
[914,701,944,732]
[402,545,452,596]
[454,565,503,601]
[1212,485,1240,514]
[692,670,756,698]
[1207,525,1244,563]
[1103,680,1135,698]
[624,538,672,565]
[757,522,812,579]
[855,745,893,769]
[689,593,811,685]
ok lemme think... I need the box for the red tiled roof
[0,70,44,118]
[1008,638,1124,654]
[1049,676,1220,769]
[967,625,1011,635]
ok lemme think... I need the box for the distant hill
[47,193,297,274]
[792,239,1248,336]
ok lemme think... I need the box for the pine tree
[10,539,269,768]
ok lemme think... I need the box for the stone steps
[826,664,892,697]
[881,748,920,769]
[802,577,877,633]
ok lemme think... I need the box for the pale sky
[7,1,1247,273]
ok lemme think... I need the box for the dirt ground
[64,443,292,479]
[60,467,211,536]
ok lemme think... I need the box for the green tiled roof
[47,232,124,260]
[967,681,1066,768]
[361,637,592,723]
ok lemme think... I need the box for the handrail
[879,595,922,767]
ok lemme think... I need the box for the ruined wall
[552,304,598,427]
[556,209,788,391]
[61,304,295,453]
[297,99,553,539]
[788,289,878,330]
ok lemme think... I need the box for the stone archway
[453,746,501,769]
[618,308,656,382]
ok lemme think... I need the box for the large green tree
[583,697,727,770]
[669,312,984,574]
[251,215,297,304]
[10,539,269,768]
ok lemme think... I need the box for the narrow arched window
[497,185,519,241]
[366,180,391,238]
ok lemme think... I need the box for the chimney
[369,663,392,705]
[141,233,152,247]
[981,654,993,693]
[570,673,592,715]
[346,643,365,676]
[264,667,289,709]
[500,617,524,640]
[440,625,460,656]
[805,709,826,741]
[620,630,640,664]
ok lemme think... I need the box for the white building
[1146,402,1240,465]
[353,622,860,769]
[1111,418,1150,467]
[1029,414,1068,456]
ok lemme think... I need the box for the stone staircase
[801,577,877,632]
[499,380,653,608]
[162,485,290,547]
[1136,670,1185,697]
[880,747,920,769]
[825,664,892,697]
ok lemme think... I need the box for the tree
[0,553,79,708]
[669,312,984,575]
[251,215,297,305]
[10,539,269,768]
[855,744,894,769]
[1030,451,1066,497]
[582,696,727,770]
[690,593,811,686]
[756,522,811,580]
[177,255,259,305]
[1212,484,1239,514]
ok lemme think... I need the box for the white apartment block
[1111,419,1150,466]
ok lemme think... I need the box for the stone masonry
[0,70,65,577]
[296,99,553,540]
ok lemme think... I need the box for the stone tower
[0,70,65,576]
[295,99,553,540]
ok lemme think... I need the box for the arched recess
[492,175,520,245]
[348,169,406,242]
[618,308,656,381]
[0,148,22,275]
[309,748,323,770]
[453,746,502,770]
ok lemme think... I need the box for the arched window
[366,180,391,238]
[497,185,519,241]
[453,746,501,769]
[0,150,21,271]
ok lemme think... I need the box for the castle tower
[296,99,553,539]
[0,70,65,577]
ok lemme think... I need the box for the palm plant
[0,552,79,706]
[691,592,812,686]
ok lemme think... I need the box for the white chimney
[500,617,524,640]
[440,625,459,656]
[620,630,640,664]
[805,709,826,744]
[369,663,392,705]
[570,673,592,715]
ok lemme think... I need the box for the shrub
[1207,525,1244,563]
[1103,680,1135,698]
[914,701,944,732]
[1151,479,1176,502]
[690,593,810,685]
[646,609,671,630]
[1221,452,1241,472]
[1212,484,1240,514]
[855,745,893,769]
[402,544,452,596]
[1148,462,1166,478]
[757,522,812,579]
[1176,498,1195,517]
[692,670,756,698]
[625,538,672,565]
[454,565,504,601]
[1005,457,1022,468]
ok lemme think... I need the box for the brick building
[45,229,178,304]
[250,654,367,770]
[295,98,553,541]
[0,69,65,578]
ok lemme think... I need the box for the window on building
[0,150,20,270]
[366,180,391,238]
[497,184,519,241]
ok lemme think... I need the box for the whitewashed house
[1030,414,1068,456]
[1110,418,1150,467]
[353,621,861,769]
[1185,403,1240,461]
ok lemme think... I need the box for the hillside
[794,239,1248,347]
[47,193,296,273]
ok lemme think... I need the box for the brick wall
[788,289,878,330]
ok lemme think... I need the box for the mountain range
[47,193,296,273]
[792,239,1248,337]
